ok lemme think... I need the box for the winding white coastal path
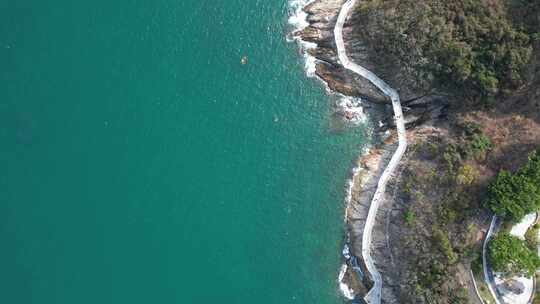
[334,0,408,303]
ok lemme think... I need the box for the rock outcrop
[294,0,390,104]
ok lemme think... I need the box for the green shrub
[485,149,540,222]
[488,232,540,277]
[438,205,458,226]
[469,134,492,157]
[471,253,483,275]
[443,144,462,175]
[418,261,447,289]
[433,227,458,264]
[458,122,492,159]
[521,150,540,183]
[404,210,416,226]
[451,288,470,304]
[461,122,481,137]
[525,224,539,250]
[426,142,439,158]
[456,164,478,186]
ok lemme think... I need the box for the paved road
[334,1,408,303]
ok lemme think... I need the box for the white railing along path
[334,0,408,303]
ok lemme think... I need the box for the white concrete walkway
[334,1,407,303]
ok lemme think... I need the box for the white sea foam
[343,151,368,222]
[344,166,360,214]
[342,243,351,260]
[338,263,355,300]
[287,0,318,77]
[340,158,364,299]
[337,96,367,124]
[288,0,312,29]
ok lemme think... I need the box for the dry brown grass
[462,110,540,173]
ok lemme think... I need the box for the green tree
[404,210,416,226]
[433,227,458,264]
[485,149,540,222]
[488,233,540,277]
[356,0,533,100]
[521,149,540,183]
[456,164,478,185]
[525,224,539,250]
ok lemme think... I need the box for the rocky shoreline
[292,0,448,129]
[343,136,399,302]
[292,0,389,104]
[290,0,402,301]
[290,0,448,302]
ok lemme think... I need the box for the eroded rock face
[297,0,391,104]
[315,62,390,103]
[304,0,343,25]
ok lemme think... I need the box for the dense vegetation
[485,150,540,281]
[508,0,540,36]
[488,232,540,277]
[485,149,540,222]
[356,0,534,100]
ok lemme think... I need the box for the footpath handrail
[470,269,486,304]
[334,0,408,303]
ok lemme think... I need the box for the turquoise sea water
[1,1,368,303]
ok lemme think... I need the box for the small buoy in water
[240,56,248,65]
